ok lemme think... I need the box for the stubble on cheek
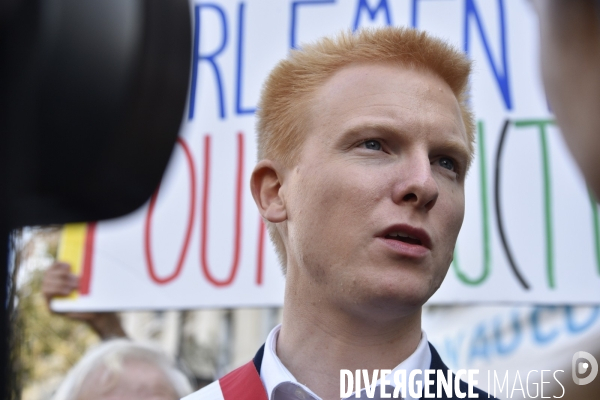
[288,169,365,284]
[431,248,454,293]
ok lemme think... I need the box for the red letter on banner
[145,137,197,284]
[201,133,244,287]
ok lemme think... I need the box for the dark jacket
[252,342,498,400]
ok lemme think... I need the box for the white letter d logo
[572,351,598,385]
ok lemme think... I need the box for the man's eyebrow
[435,138,470,162]
[342,122,470,160]
[344,122,400,135]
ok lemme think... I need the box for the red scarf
[183,361,268,400]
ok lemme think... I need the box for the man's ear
[250,160,287,223]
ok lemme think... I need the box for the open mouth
[385,232,423,246]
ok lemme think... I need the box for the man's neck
[276,280,423,400]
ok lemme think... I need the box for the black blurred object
[0,0,191,397]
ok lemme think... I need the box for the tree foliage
[12,229,99,400]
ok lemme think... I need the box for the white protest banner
[423,305,600,398]
[52,0,600,311]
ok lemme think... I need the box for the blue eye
[362,140,382,151]
[438,157,455,171]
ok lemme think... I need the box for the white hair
[52,339,193,400]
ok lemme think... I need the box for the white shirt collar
[260,324,431,400]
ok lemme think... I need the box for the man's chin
[374,269,440,303]
[342,283,434,321]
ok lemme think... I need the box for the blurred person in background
[42,262,126,340]
[51,339,193,400]
[41,262,201,398]
[532,0,600,197]
[531,0,600,398]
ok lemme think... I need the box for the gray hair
[52,339,193,400]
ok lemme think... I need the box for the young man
[185,27,494,400]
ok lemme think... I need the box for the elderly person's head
[52,339,193,400]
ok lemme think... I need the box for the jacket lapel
[424,343,453,399]
[425,343,496,400]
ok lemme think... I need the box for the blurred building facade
[120,307,281,386]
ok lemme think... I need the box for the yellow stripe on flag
[57,223,87,299]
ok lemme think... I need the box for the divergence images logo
[572,351,598,385]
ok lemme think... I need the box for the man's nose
[391,155,439,211]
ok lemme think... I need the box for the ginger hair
[256,27,474,272]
